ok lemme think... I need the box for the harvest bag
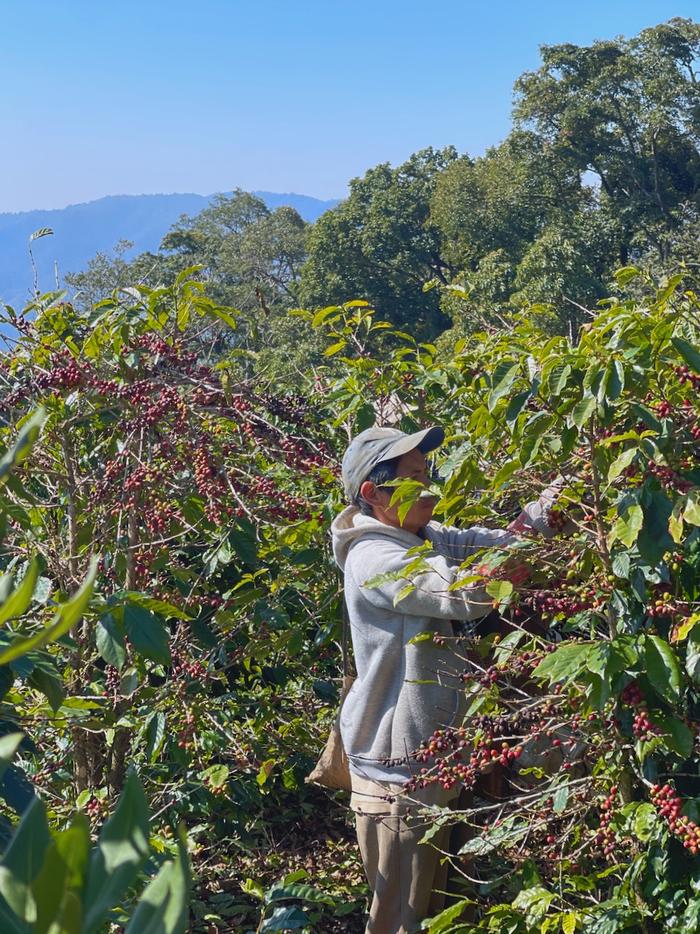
[305,596,354,792]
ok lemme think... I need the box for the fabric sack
[305,674,355,792]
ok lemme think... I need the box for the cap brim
[381,426,445,462]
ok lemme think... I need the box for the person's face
[359,448,437,534]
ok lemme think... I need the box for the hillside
[0,191,339,310]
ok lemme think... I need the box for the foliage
[305,270,700,932]
[300,147,457,337]
[5,19,700,930]
[0,400,190,930]
[514,18,700,256]
[63,21,700,352]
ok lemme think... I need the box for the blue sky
[0,1,694,212]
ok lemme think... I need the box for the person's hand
[509,477,576,539]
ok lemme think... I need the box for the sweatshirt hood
[331,504,425,570]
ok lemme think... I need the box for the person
[331,424,562,934]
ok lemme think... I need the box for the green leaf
[116,592,192,621]
[266,881,335,905]
[393,583,416,606]
[562,913,578,934]
[645,636,682,701]
[208,305,238,330]
[633,802,657,842]
[571,394,596,429]
[256,759,276,787]
[685,491,700,526]
[123,605,171,665]
[607,448,637,483]
[323,339,347,357]
[200,764,229,790]
[83,772,151,932]
[260,905,310,932]
[608,503,643,549]
[0,797,51,923]
[686,627,700,682]
[534,643,592,684]
[505,390,531,424]
[599,360,624,402]
[655,714,693,758]
[488,362,519,411]
[423,899,475,933]
[96,614,126,670]
[0,557,98,665]
[669,499,685,544]
[484,580,513,605]
[614,266,640,286]
[32,814,89,934]
[512,885,555,923]
[0,410,47,487]
[123,827,190,934]
[672,336,700,375]
[547,363,571,397]
[27,666,64,713]
[311,305,340,327]
[0,735,23,786]
[0,560,40,627]
[145,712,167,764]
[548,783,568,815]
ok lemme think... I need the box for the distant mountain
[0,191,340,311]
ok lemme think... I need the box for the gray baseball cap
[341,425,445,502]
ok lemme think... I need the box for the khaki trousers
[350,773,462,934]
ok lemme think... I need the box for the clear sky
[0,0,695,212]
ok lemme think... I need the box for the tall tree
[300,147,457,337]
[514,18,700,261]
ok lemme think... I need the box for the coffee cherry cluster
[35,353,88,392]
[249,476,312,522]
[192,444,229,523]
[620,681,644,706]
[406,725,524,793]
[177,710,197,750]
[645,587,689,620]
[85,795,107,820]
[645,462,693,494]
[260,392,311,426]
[203,772,228,797]
[523,587,598,618]
[592,785,619,857]
[32,761,60,786]
[652,783,700,855]
[172,654,207,682]
[632,709,660,740]
[102,665,120,704]
[545,508,569,533]
[675,365,700,391]
[280,437,330,473]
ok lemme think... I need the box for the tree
[514,18,700,262]
[431,132,617,333]
[300,147,457,337]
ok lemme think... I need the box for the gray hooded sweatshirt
[331,505,513,783]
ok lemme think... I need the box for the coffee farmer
[331,425,565,934]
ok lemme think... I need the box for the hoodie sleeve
[347,536,494,621]
[425,523,516,563]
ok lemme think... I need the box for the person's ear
[359,480,384,507]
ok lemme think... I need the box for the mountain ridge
[0,190,340,310]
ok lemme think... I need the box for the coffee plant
[0,405,190,931]
[303,271,700,932]
[3,264,700,931]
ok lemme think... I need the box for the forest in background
[0,17,699,934]
[62,17,700,366]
